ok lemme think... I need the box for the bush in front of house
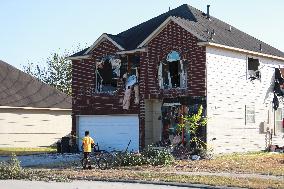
[0,154,69,182]
[142,147,174,166]
[0,154,22,179]
[113,147,174,167]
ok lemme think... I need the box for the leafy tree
[178,105,207,149]
[23,52,72,96]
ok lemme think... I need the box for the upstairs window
[158,51,187,89]
[96,56,121,92]
[247,57,260,80]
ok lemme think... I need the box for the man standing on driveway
[82,130,95,169]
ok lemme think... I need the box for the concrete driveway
[0,180,235,189]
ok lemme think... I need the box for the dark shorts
[84,152,90,159]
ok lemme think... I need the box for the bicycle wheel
[97,157,107,170]
[81,158,88,169]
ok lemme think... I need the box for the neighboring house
[0,60,72,148]
[69,4,284,153]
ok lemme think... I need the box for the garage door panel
[78,115,139,152]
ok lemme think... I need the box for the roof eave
[198,42,284,61]
[116,47,147,55]
[66,55,92,60]
[137,16,206,48]
[84,33,125,55]
[0,106,71,111]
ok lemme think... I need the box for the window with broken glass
[95,55,121,93]
[247,57,261,80]
[158,51,187,89]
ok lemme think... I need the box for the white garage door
[78,115,139,152]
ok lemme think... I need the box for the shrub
[142,147,174,166]
[110,146,174,167]
[0,154,22,179]
[0,154,69,182]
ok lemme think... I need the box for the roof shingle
[0,60,71,109]
[71,4,284,58]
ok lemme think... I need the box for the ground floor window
[245,106,255,124]
[275,108,284,133]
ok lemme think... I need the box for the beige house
[0,60,72,148]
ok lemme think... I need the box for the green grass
[0,147,57,156]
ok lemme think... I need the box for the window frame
[247,57,261,80]
[245,105,255,125]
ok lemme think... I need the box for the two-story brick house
[69,4,284,153]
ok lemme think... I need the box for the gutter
[198,42,284,61]
[0,106,71,111]
[66,55,92,61]
[116,48,147,55]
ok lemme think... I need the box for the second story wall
[143,21,206,99]
[72,39,139,115]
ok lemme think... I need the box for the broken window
[247,58,260,80]
[245,105,255,124]
[96,55,121,92]
[274,68,284,97]
[158,51,187,89]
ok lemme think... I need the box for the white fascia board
[138,17,174,48]
[116,48,147,55]
[66,55,92,60]
[137,16,206,48]
[199,42,284,62]
[0,106,71,111]
[84,33,125,55]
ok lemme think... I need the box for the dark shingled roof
[69,47,89,57]
[72,4,284,58]
[0,60,71,109]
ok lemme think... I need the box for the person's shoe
[88,166,92,170]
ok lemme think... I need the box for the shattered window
[247,58,260,80]
[96,55,121,92]
[158,51,187,89]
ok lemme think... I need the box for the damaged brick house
[69,4,284,153]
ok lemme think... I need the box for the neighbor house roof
[71,4,284,59]
[0,60,71,109]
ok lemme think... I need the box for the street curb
[74,177,244,189]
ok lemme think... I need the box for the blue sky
[1,0,284,69]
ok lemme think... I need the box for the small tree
[23,51,72,96]
[178,105,207,150]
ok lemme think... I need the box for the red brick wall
[72,21,206,148]
[145,21,206,99]
[139,21,206,147]
[71,40,140,133]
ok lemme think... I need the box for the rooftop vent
[207,5,210,19]
[229,26,232,32]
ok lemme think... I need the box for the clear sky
[1,0,284,69]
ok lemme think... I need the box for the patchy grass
[0,147,56,156]
[49,169,283,189]
[117,152,284,176]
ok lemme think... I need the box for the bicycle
[81,152,108,170]
[99,140,132,168]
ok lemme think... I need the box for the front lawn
[0,147,56,156]
[119,152,284,176]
